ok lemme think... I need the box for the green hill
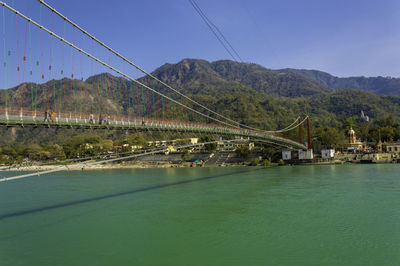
[144,59,331,97]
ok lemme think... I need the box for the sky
[2,0,400,90]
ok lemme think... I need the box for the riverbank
[2,152,399,172]
[1,159,398,172]
[0,152,261,171]
[0,162,194,171]
[0,159,254,172]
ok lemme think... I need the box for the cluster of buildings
[282,127,400,163]
[113,137,255,155]
[345,127,400,154]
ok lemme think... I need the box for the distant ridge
[145,59,331,98]
[277,68,400,96]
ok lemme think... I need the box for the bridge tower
[298,116,313,160]
[307,117,312,149]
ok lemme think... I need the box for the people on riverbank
[51,111,56,123]
[43,111,49,122]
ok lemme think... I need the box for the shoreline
[1,159,399,172]
[0,161,250,171]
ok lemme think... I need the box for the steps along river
[0,165,399,265]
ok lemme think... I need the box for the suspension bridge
[0,0,312,181]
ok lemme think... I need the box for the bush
[200,136,217,151]
[48,144,66,161]
[236,145,250,158]
[181,149,190,161]
[262,159,271,166]
[250,158,260,166]
[128,135,147,147]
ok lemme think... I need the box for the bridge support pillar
[307,117,312,149]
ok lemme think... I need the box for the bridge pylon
[306,117,312,149]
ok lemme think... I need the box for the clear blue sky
[3,0,400,88]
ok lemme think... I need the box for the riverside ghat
[283,127,400,164]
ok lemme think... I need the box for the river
[1,165,399,265]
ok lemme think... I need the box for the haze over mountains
[2,59,400,130]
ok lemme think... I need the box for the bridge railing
[0,108,306,148]
[0,108,234,131]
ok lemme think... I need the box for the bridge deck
[0,112,307,150]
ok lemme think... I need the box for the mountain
[142,59,331,98]
[0,75,127,116]
[277,68,400,96]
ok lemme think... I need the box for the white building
[321,149,335,159]
[282,150,292,160]
[299,149,313,160]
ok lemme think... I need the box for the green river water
[0,165,399,265]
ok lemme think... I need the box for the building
[360,153,392,163]
[384,142,400,154]
[216,141,254,152]
[148,138,199,148]
[217,141,236,151]
[347,127,365,151]
[282,150,292,160]
[348,127,356,144]
[377,140,383,153]
[299,149,313,160]
[321,149,335,159]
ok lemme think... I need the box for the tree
[200,136,217,152]
[181,149,190,161]
[380,126,396,142]
[48,144,66,160]
[128,135,147,147]
[235,145,250,158]
[24,144,51,161]
[261,146,279,162]
[99,139,113,152]
[83,135,102,144]
[62,136,85,158]
[318,127,346,149]
[377,115,397,128]
[343,116,357,131]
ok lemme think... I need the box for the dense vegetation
[0,131,151,165]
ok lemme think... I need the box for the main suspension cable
[2,1,305,135]
[189,0,243,62]
[36,0,279,133]
[0,1,248,130]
